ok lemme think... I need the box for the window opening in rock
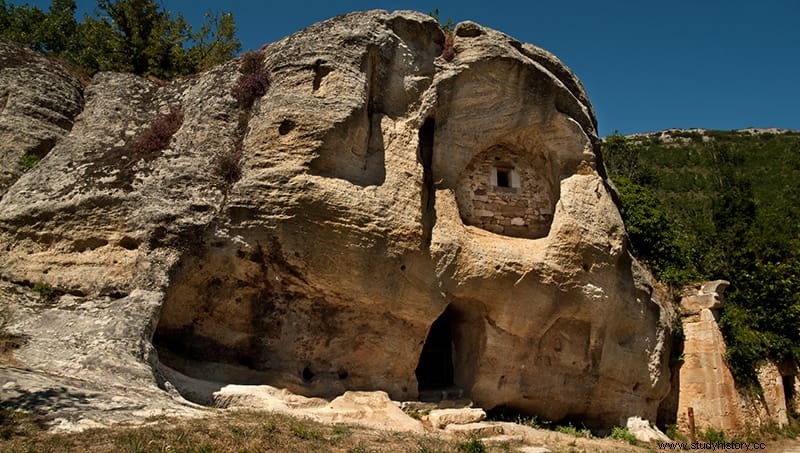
[496,168,511,188]
[415,310,454,390]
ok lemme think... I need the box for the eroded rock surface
[676,281,745,434]
[0,10,673,429]
[0,39,84,198]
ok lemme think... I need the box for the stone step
[444,421,504,437]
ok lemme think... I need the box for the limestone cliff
[0,10,674,429]
[0,39,84,197]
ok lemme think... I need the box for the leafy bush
[233,50,270,108]
[665,424,686,441]
[32,282,54,301]
[555,423,592,438]
[612,176,696,285]
[522,415,551,429]
[701,427,728,444]
[128,107,183,156]
[17,153,39,171]
[610,426,637,445]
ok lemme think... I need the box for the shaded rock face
[0,11,673,428]
[0,39,84,197]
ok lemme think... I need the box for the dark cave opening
[415,309,454,391]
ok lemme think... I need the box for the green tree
[602,133,653,185]
[41,0,78,54]
[0,1,47,50]
[78,0,194,77]
[611,176,695,284]
[188,11,239,70]
[2,0,241,78]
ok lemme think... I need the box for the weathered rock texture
[674,281,800,434]
[676,281,745,434]
[0,10,673,429]
[756,361,790,426]
[0,39,84,197]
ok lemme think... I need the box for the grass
[459,436,486,452]
[665,424,686,441]
[517,414,551,430]
[610,426,637,445]
[0,409,48,441]
[663,417,800,444]
[555,423,592,438]
[0,409,510,453]
[0,305,26,357]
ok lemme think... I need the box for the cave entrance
[415,309,455,391]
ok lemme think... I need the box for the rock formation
[676,281,745,434]
[0,10,674,429]
[0,39,84,197]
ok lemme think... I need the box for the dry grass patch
[0,409,512,453]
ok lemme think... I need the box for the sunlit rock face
[0,10,673,428]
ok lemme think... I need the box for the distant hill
[602,128,800,384]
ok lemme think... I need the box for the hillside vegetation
[1,0,240,79]
[603,129,800,384]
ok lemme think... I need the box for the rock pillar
[677,280,745,434]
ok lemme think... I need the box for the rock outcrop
[0,10,674,429]
[0,39,84,197]
[676,281,745,434]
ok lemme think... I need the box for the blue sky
[18,0,800,136]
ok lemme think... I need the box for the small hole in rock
[302,366,314,382]
[279,118,295,135]
[495,265,501,270]
[400,264,406,271]
[582,263,591,272]
[119,236,140,250]
[338,370,349,380]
